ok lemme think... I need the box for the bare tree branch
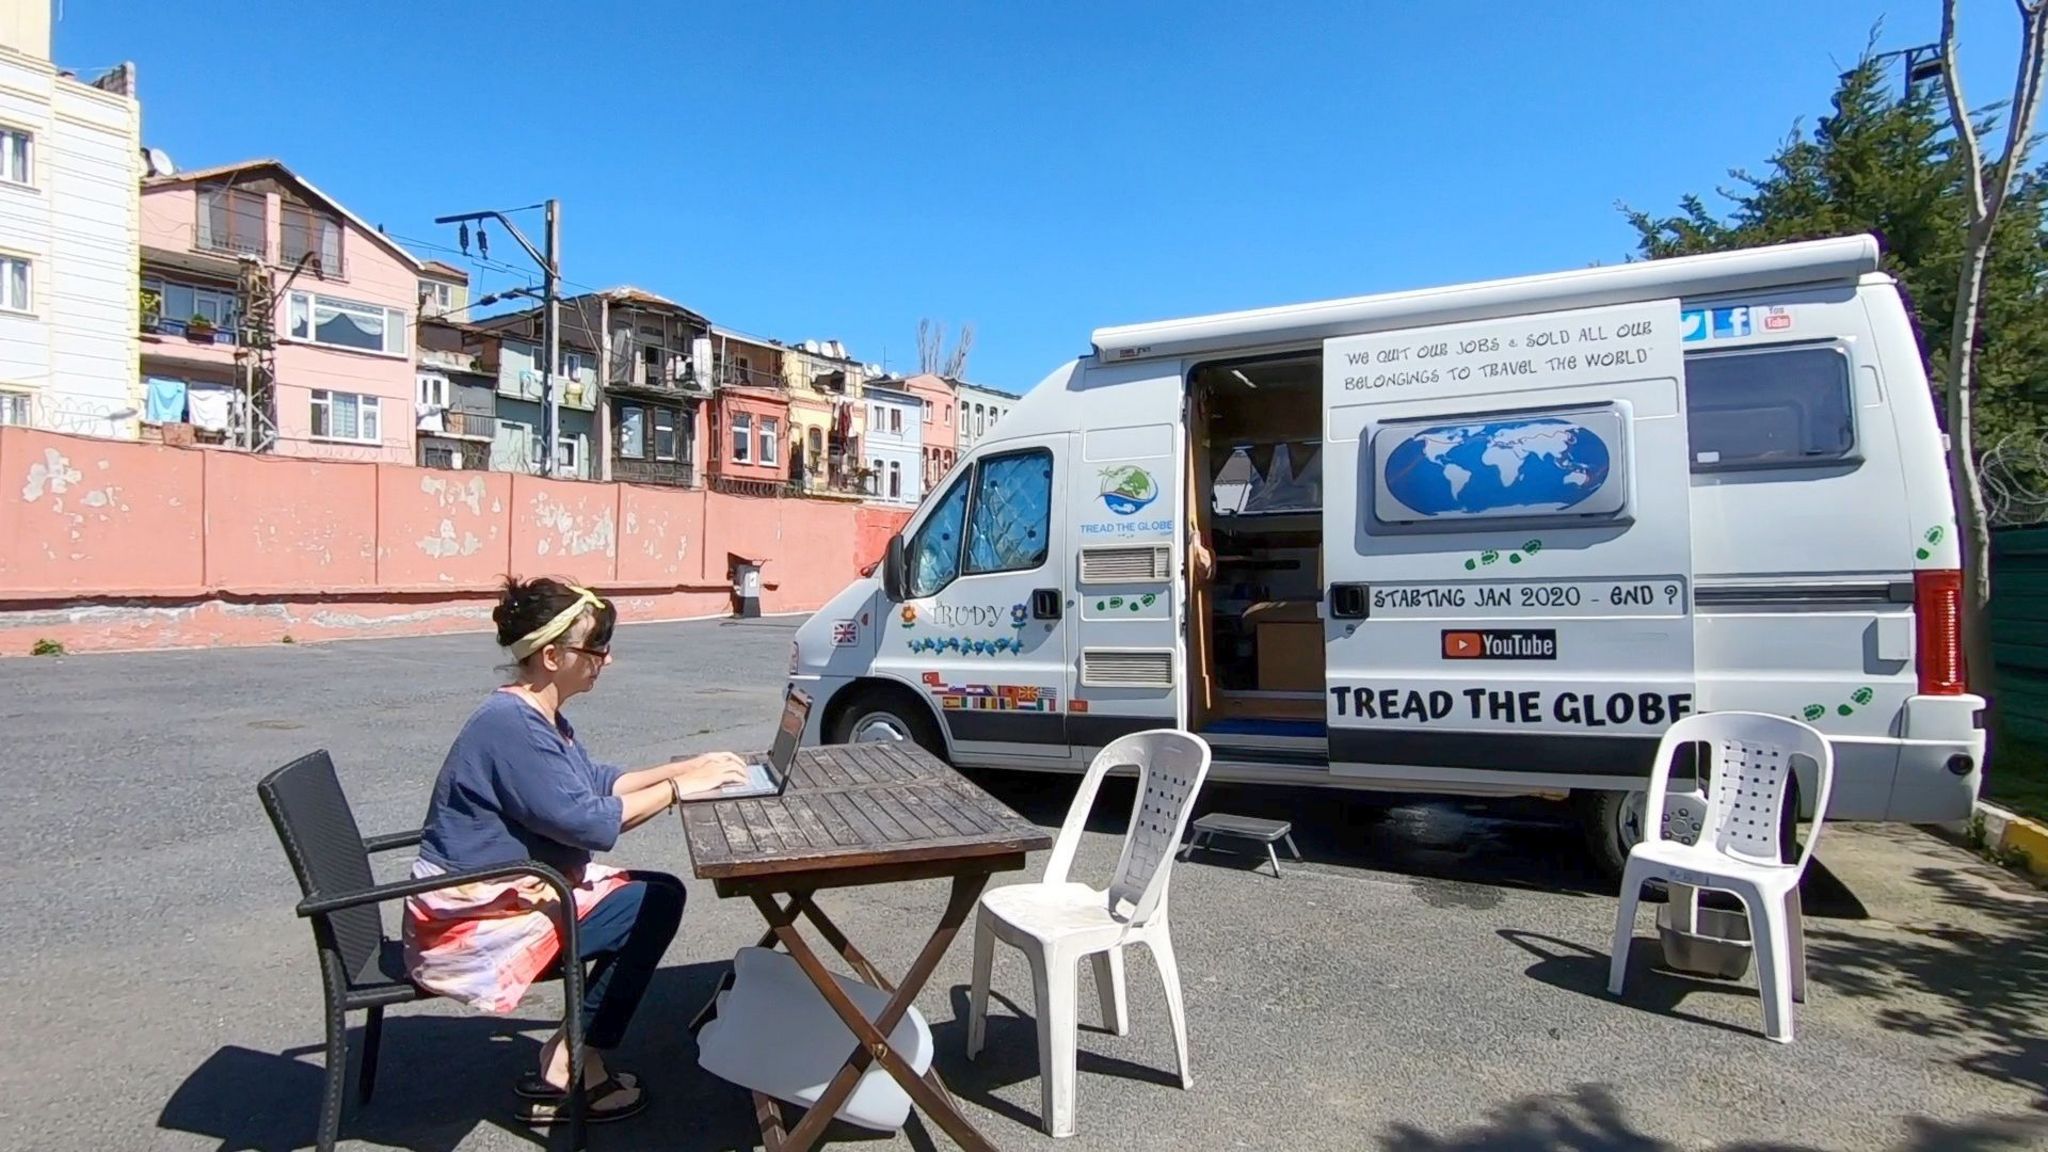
[1942,0,1991,222]
[1989,0,2048,221]
[942,322,975,379]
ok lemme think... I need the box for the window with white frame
[288,292,407,355]
[416,372,448,409]
[557,437,581,475]
[759,416,779,466]
[889,406,902,434]
[143,277,237,329]
[922,398,933,423]
[888,460,902,499]
[310,390,382,443]
[0,255,29,313]
[562,351,584,377]
[618,405,646,457]
[0,390,28,426]
[0,127,30,186]
[419,280,453,311]
[730,411,752,463]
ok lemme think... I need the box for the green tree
[1621,34,2048,699]
[1622,44,2048,459]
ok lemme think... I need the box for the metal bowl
[1656,903,1754,980]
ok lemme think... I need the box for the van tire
[1577,777,1803,886]
[1577,788,1643,884]
[828,685,946,760]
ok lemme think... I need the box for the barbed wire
[1982,431,2048,527]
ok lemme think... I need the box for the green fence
[1992,527,2048,744]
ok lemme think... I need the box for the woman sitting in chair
[404,576,750,1125]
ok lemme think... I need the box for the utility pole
[434,199,562,475]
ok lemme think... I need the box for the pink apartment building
[138,159,424,463]
[900,373,959,489]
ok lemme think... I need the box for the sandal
[518,1073,648,1125]
[515,1069,639,1100]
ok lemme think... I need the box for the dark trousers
[575,870,685,1049]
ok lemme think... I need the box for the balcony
[419,347,482,375]
[610,343,707,395]
[715,364,788,392]
[283,249,349,282]
[142,315,235,345]
[615,456,697,488]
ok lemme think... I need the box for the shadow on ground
[965,767,1869,918]
[155,961,951,1152]
[1804,858,2048,1110]
[1375,1083,2046,1150]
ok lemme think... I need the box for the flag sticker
[831,620,858,646]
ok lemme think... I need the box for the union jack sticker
[830,620,858,646]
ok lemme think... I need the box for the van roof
[1090,234,1882,364]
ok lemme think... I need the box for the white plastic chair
[965,730,1212,1137]
[1607,711,1834,1043]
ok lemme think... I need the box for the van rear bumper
[1876,693,1986,823]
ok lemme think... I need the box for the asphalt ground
[0,617,2042,1151]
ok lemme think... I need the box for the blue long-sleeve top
[417,691,627,881]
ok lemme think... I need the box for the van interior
[1185,354,1326,743]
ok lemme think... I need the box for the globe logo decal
[1383,417,1611,516]
[1098,465,1159,516]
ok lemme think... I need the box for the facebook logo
[1710,306,1753,339]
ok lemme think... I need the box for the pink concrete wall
[204,453,379,591]
[0,428,904,654]
[0,429,205,596]
[376,469,514,589]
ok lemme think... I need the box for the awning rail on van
[1090,235,1883,364]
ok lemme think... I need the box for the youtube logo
[1441,628,1558,660]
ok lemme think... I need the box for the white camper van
[788,234,1985,875]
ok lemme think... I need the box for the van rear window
[1684,345,1855,470]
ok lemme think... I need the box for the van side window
[965,450,1053,575]
[1684,345,1855,469]
[907,477,969,598]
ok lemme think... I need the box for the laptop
[679,687,811,803]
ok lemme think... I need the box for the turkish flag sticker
[1443,631,1483,659]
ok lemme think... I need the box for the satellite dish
[143,147,176,177]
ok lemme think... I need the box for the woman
[403,576,749,1125]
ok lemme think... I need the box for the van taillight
[1915,570,1966,694]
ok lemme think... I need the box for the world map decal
[1381,416,1614,518]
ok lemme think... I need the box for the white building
[955,379,1020,452]
[863,379,925,505]
[0,0,141,437]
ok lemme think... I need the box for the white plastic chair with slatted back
[965,729,1212,1137]
[1608,711,1834,1043]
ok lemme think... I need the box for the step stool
[1179,813,1302,877]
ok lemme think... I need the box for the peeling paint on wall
[22,448,81,502]
[421,474,488,515]
[531,493,616,559]
[418,518,485,559]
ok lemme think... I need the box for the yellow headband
[508,585,606,660]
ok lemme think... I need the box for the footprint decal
[1801,704,1826,722]
[1465,540,1544,571]
[1916,526,1946,561]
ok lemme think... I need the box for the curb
[1935,800,2048,880]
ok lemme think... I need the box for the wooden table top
[679,742,1053,884]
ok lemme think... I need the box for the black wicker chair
[257,750,586,1151]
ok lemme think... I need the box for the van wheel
[830,687,945,759]
[1577,788,1646,885]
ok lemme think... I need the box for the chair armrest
[361,829,424,854]
[296,860,577,919]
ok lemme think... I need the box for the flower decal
[900,606,918,628]
[1010,603,1029,626]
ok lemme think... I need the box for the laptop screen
[766,688,811,776]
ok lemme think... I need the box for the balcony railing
[615,456,697,488]
[142,315,234,344]
[715,364,788,392]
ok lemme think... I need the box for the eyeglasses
[562,643,610,660]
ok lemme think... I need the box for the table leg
[687,915,789,1035]
[790,893,893,992]
[754,874,997,1152]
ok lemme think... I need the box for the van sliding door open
[1320,299,1697,789]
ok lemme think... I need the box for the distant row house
[0,10,1019,508]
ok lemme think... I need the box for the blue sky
[54,1,2026,391]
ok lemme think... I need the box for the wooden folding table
[679,741,1052,1152]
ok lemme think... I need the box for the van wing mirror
[882,534,909,601]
